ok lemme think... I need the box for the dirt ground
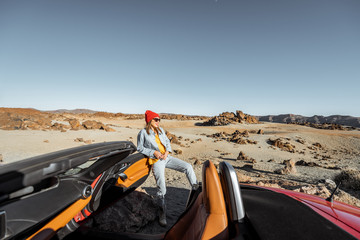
[1,115,360,234]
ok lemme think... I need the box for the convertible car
[0,141,359,240]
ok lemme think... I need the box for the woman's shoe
[157,197,167,227]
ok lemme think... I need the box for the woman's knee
[184,162,194,173]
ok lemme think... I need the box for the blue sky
[1,0,359,116]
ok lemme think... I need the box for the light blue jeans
[152,155,197,198]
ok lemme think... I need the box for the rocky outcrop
[46,109,97,114]
[93,112,124,118]
[126,114,209,121]
[268,138,295,153]
[258,114,304,124]
[82,120,115,132]
[0,108,119,132]
[259,114,360,129]
[288,122,355,131]
[0,108,55,130]
[237,151,256,163]
[68,118,83,130]
[202,110,259,126]
[165,131,183,146]
[161,114,208,121]
[51,122,69,131]
[0,108,208,132]
[82,120,104,129]
[293,185,331,197]
[208,130,258,145]
[295,160,320,167]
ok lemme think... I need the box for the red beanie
[145,110,160,124]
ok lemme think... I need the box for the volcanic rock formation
[202,110,259,126]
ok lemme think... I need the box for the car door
[0,141,151,240]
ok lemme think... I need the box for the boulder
[166,131,182,145]
[294,185,331,198]
[237,151,256,162]
[256,181,281,189]
[275,159,297,175]
[246,115,259,124]
[51,122,69,131]
[208,130,257,145]
[268,138,295,153]
[68,118,82,130]
[82,120,103,130]
[194,159,202,165]
[220,112,236,119]
[237,139,248,145]
[295,160,320,167]
[104,126,116,132]
[242,130,249,137]
[236,172,253,182]
[313,142,323,149]
[236,110,245,120]
[173,149,183,155]
[296,139,306,144]
[257,129,264,134]
[237,151,248,161]
[324,179,336,189]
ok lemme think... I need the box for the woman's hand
[154,151,169,160]
[162,151,169,160]
[154,151,163,159]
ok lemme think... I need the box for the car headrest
[202,160,227,215]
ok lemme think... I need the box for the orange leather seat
[165,160,228,240]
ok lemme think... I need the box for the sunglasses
[153,118,161,122]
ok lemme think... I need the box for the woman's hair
[146,120,162,135]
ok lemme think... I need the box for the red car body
[258,186,360,239]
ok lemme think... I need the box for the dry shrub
[334,169,360,190]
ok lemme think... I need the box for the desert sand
[1,113,360,233]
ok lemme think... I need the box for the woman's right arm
[137,130,156,158]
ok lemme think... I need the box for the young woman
[137,110,198,227]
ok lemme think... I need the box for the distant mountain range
[45,109,98,114]
[258,114,360,128]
